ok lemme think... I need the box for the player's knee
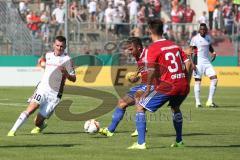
[26,102,39,115]
[195,80,201,86]
[118,99,128,109]
[195,79,201,83]
[136,104,145,112]
[210,75,217,80]
[210,78,218,86]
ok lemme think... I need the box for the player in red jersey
[128,19,192,149]
[99,37,154,137]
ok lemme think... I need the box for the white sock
[194,81,201,105]
[208,79,218,103]
[10,111,29,132]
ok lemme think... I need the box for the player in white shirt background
[7,36,76,136]
[190,23,218,108]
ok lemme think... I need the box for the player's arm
[188,46,197,71]
[143,47,156,98]
[37,53,46,69]
[184,47,195,68]
[180,48,193,83]
[60,59,76,82]
[189,36,198,65]
[145,68,155,94]
[209,44,216,62]
[59,67,76,82]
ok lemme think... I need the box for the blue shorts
[127,84,154,99]
[139,90,187,112]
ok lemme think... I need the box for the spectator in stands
[114,0,125,7]
[105,4,114,34]
[198,11,209,25]
[170,2,184,42]
[184,4,195,39]
[113,6,124,38]
[39,0,52,12]
[69,1,78,21]
[235,6,240,23]
[87,0,97,29]
[40,11,50,46]
[19,0,29,20]
[222,1,234,41]
[137,5,146,34]
[213,5,221,31]
[80,0,89,6]
[207,0,219,30]
[151,0,161,18]
[52,1,65,36]
[26,10,41,38]
[147,5,155,19]
[97,1,107,30]
[128,0,140,29]
[184,4,195,23]
[233,0,240,14]
[76,5,88,22]
[171,0,179,11]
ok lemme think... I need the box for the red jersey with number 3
[147,39,189,95]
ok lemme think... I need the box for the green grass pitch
[0,86,240,160]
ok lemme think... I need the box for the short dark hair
[55,36,66,45]
[200,23,207,28]
[127,37,143,49]
[147,19,164,36]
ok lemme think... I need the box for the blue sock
[136,112,146,145]
[172,111,183,143]
[108,107,125,132]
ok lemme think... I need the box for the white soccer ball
[84,119,100,133]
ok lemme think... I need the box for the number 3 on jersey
[165,51,183,73]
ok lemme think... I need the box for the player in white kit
[190,23,218,108]
[7,36,76,136]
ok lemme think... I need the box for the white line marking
[0,102,25,107]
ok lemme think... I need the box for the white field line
[0,102,26,107]
[0,98,9,101]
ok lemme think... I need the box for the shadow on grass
[152,132,227,137]
[43,131,85,135]
[0,143,80,148]
[150,144,240,149]
[187,145,240,148]
[219,105,240,108]
[147,146,169,149]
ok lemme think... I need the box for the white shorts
[31,89,61,118]
[193,63,216,79]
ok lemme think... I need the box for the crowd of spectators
[16,0,240,49]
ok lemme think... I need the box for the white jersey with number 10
[37,51,75,96]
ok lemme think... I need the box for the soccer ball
[84,119,100,133]
[125,72,140,83]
